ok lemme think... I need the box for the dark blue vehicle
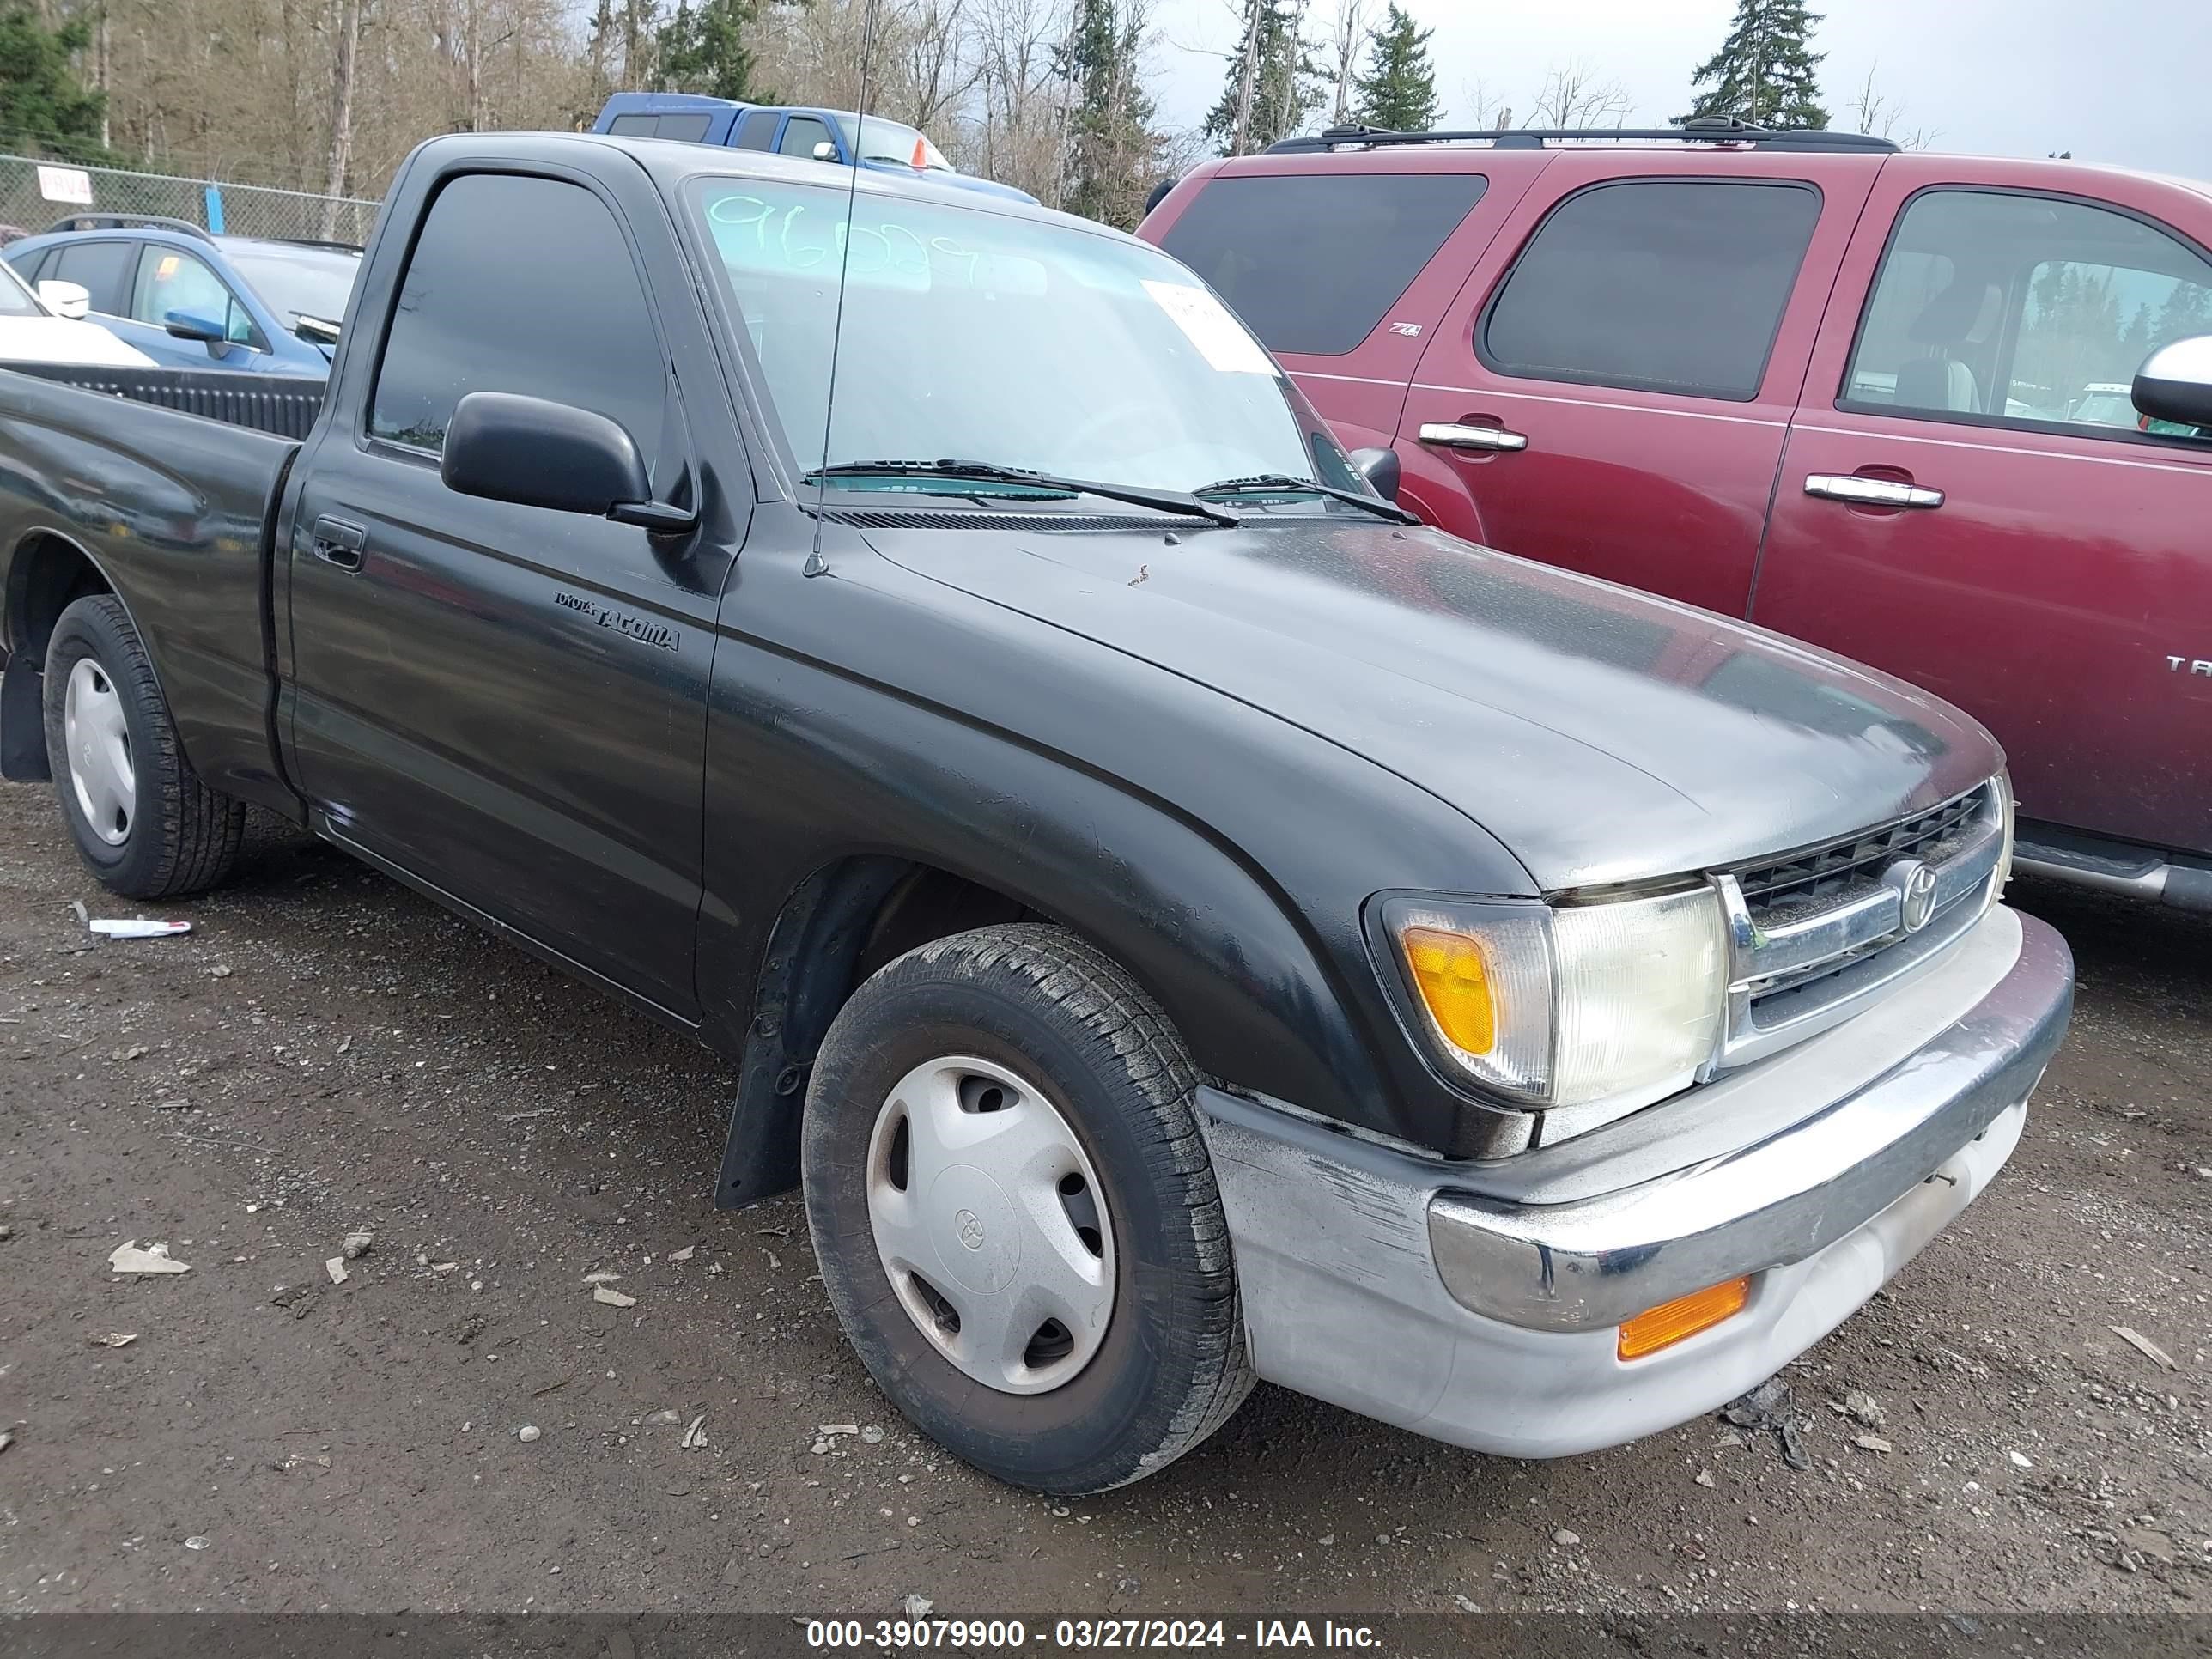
[592,94,1037,204]
[1,216,360,377]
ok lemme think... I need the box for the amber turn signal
[1401,925,1497,1055]
[1616,1276,1751,1360]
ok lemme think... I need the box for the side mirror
[811,140,839,162]
[163,309,226,344]
[2134,336,2212,429]
[1348,445,1401,502]
[441,391,696,532]
[37,278,88,319]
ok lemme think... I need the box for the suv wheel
[802,922,1255,1492]
[42,594,245,898]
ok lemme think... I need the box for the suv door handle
[1804,473,1945,509]
[310,516,367,571]
[1420,422,1528,453]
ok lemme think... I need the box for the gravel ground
[0,781,2205,1618]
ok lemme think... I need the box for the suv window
[371,173,665,458]
[49,239,133,314]
[130,246,257,345]
[1845,188,2212,436]
[1481,179,1821,401]
[779,115,834,159]
[735,110,780,150]
[1160,173,1486,356]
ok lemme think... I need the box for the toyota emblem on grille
[954,1208,986,1250]
[1887,859,1940,933]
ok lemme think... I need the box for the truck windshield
[831,114,952,172]
[689,176,1356,500]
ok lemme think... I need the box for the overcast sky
[1145,0,2208,179]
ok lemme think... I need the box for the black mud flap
[0,663,49,781]
[713,857,908,1209]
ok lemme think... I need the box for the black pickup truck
[0,131,2071,1494]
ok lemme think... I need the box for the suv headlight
[1381,886,1728,1115]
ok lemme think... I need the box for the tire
[802,922,1255,1493]
[42,593,245,899]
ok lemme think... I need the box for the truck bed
[0,363,304,814]
[3,361,325,439]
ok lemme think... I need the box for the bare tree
[1328,0,1363,125]
[319,0,362,233]
[1460,74,1510,130]
[1844,64,1937,149]
[1529,59,1632,128]
[1230,0,1260,156]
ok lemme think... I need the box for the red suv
[1143,125,2212,909]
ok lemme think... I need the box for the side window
[130,246,257,345]
[779,115,834,160]
[606,113,659,137]
[734,110,781,150]
[50,240,133,314]
[1482,179,1822,401]
[1845,188,2212,437]
[1158,172,1487,356]
[370,173,665,459]
[658,113,712,143]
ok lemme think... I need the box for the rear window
[1160,172,1486,356]
[1480,179,1821,401]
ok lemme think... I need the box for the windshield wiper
[806,459,1242,526]
[1194,473,1419,525]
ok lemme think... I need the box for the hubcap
[64,658,134,847]
[865,1055,1115,1395]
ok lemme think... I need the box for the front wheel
[42,594,244,898]
[801,923,1255,1493]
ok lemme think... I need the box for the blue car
[592,94,1038,204]
[2,215,361,377]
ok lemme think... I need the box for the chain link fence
[0,153,379,246]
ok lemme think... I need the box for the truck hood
[862,514,2002,890]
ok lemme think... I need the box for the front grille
[1716,781,2007,1066]
[1737,790,1985,910]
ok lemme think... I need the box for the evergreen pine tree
[1351,3,1438,133]
[1686,0,1829,130]
[1059,0,1163,228]
[0,7,107,155]
[1203,0,1322,155]
[656,0,764,104]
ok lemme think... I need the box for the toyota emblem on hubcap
[954,1208,987,1250]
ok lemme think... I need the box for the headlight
[1382,885,1728,1115]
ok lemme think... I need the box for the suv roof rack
[1266,117,1899,156]
[42,212,218,242]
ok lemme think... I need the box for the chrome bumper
[1430,908,2071,1331]
[1197,906,2073,1458]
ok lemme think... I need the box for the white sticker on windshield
[1141,280,1276,375]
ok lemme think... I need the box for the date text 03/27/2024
[803,1619,1382,1650]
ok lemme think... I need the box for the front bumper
[1198,905,2071,1459]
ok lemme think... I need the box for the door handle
[1420,422,1528,453]
[1804,473,1944,509]
[310,516,366,572]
